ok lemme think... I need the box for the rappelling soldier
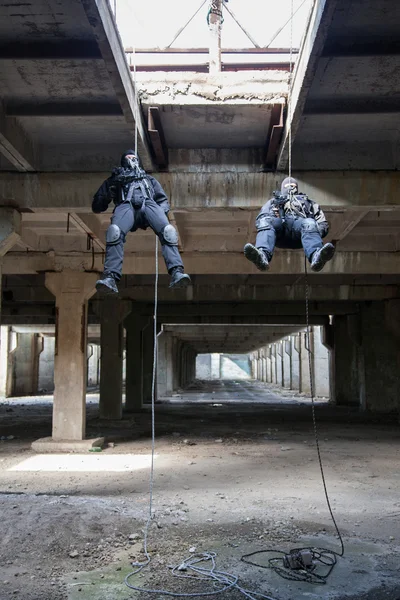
[92,150,191,295]
[244,177,335,272]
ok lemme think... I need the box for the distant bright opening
[196,353,251,380]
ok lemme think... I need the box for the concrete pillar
[142,318,156,404]
[125,314,151,412]
[0,209,21,397]
[332,315,365,408]
[262,355,267,382]
[87,343,100,388]
[283,338,292,389]
[291,334,300,391]
[271,345,277,384]
[299,330,314,395]
[172,337,180,391]
[313,326,330,398]
[45,272,97,441]
[361,301,399,413]
[0,325,11,397]
[157,332,168,397]
[11,332,41,396]
[276,342,284,387]
[211,353,221,380]
[266,346,272,383]
[38,335,55,393]
[99,299,131,419]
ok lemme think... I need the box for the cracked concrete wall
[136,71,288,105]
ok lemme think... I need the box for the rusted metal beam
[264,104,285,171]
[148,107,168,169]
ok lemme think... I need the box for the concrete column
[266,346,272,383]
[299,330,314,395]
[283,338,292,389]
[142,318,156,404]
[332,315,365,408]
[271,345,277,384]
[157,332,168,397]
[262,355,267,382]
[45,272,97,441]
[87,343,100,388]
[125,314,151,411]
[313,326,330,398]
[11,332,41,396]
[211,353,221,379]
[361,301,399,413]
[0,326,10,397]
[98,299,131,419]
[276,342,284,387]
[38,335,55,393]
[291,334,300,391]
[0,209,21,397]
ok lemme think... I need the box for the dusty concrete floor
[1,380,400,600]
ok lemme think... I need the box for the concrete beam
[69,213,106,251]
[304,98,400,115]
[0,103,36,172]
[7,102,122,117]
[277,0,338,170]
[2,250,399,276]
[329,209,369,242]
[2,171,400,211]
[81,0,154,170]
[0,208,21,255]
[0,41,102,60]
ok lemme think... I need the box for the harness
[114,167,154,226]
[272,192,313,221]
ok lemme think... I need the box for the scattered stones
[129,533,141,541]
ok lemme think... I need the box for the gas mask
[124,155,140,171]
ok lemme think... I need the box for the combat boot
[95,272,119,296]
[169,267,191,289]
[310,243,335,272]
[244,244,270,271]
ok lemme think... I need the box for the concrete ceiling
[0,0,152,172]
[290,0,400,170]
[162,325,302,353]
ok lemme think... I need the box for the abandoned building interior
[0,0,400,599]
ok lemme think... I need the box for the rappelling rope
[304,260,345,557]
[289,0,344,561]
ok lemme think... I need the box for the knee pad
[301,218,319,233]
[256,215,274,232]
[161,224,178,246]
[106,224,123,245]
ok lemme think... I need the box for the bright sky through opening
[115,0,313,50]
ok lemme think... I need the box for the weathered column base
[31,436,105,453]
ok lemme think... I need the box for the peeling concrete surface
[136,71,288,105]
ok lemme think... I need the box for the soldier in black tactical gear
[93,150,191,295]
[244,177,335,272]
